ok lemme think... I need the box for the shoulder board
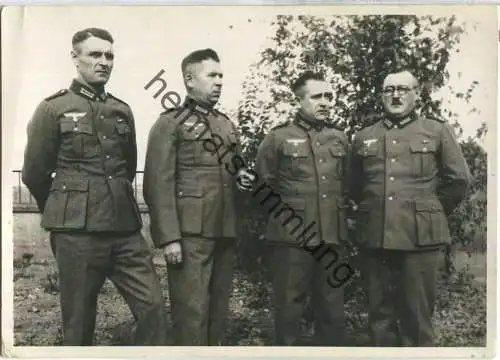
[214,108,227,117]
[327,120,346,131]
[270,120,290,131]
[357,113,381,130]
[107,92,129,107]
[426,115,447,123]
[44,89,68,101]
[160,107,181,115]
[160,107,190,120]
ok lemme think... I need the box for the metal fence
[12,170,147,213]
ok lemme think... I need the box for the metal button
[106,155,110,159]
[108,176,112,179]
[316,142,320,146]
[321,175,327,180]
[62,185,66,190]
[390,176,395,181]
[102,135,107,140]
[392,140,398,144]
[391,158,396,163]
[422,147,428,152]
[388,196,393,200]
[74,127,79,131]
[100,115,104,119]
[394,125,398,129]
[322,194,327,198]
[178,191,183,196]
[319,159,324,163]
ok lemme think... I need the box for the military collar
[383,111,418,129]
[70,79,108,102]
[294,112,326,132]
[182,96,215,117]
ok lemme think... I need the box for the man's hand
[236,168,256,191]
[163,241,182,265]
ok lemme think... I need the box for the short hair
[72,28,114,49]
[291,71,325,97]
[181,48,220,75]
[382,68,420,88]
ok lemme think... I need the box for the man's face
[72,36,114,86]
[186,59,223,106]
[298,79,333,121]
[381,71,419,119]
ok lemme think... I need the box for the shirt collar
[182,96,214,117]
[70,79,107,102]
[293,111,326,132]
[383,111,418,129]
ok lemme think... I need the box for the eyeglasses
[382,86,417,96]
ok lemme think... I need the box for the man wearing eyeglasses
[348,69,471,346]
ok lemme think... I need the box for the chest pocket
[178,122,213,164]
[59,116,97,159]
[281,140,310,178]
[282,141,309,158]
[409,137,438,177]
[115,117,131,136]
[329,144,347,179]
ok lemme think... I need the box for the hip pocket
[42,179,90,229]
[177,189,204,234]
[414,199,449,247]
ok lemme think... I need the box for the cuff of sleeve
[157,238,182,248]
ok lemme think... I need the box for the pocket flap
[282,141,309,157]
[50,179,89,192]
[415,199,442,213]
[329,145,347,157]
[410,138,437,153]
[356,144,378,157]
[116,119,131,134]
[60,118,76,133]
[177,188,203,198]
[281,198,306,210]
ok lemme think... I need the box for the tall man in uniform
[21,28,167,346]
[255,71,350,346]
[143,48,252,346]
[349,69,471,346]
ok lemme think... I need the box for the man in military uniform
[254,71,350,346]
[348,69,471,346]
[21,28,167,346]
[143,48,252,346]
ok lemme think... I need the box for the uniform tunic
[255,113,350,246]
[143,97,241,247]
[349,113,471,251]
[22,79,142,233]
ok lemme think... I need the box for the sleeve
[437,123,472,215]
[255,131,278,192]
[21,101,59,212]
[125,107,138,183]
[143,115,181,248]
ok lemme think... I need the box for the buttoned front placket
[382,117,413,249]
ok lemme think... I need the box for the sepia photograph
[1,4,496,358]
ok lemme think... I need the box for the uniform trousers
[362,248,443,346]
[269,243,347,346]
[166,236,236,346]
[50,231,167,346]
